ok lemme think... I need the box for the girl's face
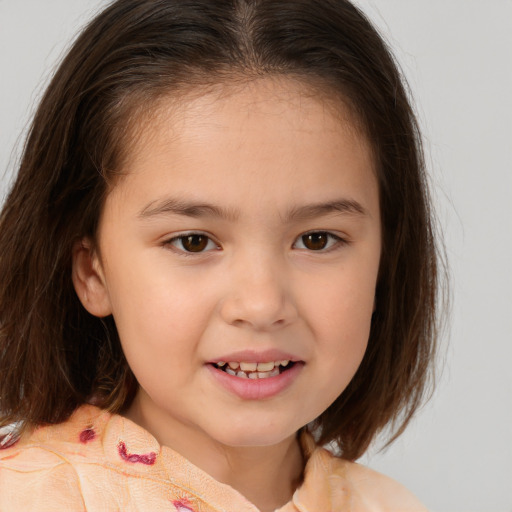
[74,78,381,450]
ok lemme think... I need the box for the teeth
[221,360,291,370]
[239,362,258,372]
[256,361,275,372]
[217,359,295,379]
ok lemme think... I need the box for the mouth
[211,360,296,380]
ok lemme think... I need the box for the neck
[125,392,305,512]
[214,439,304,512]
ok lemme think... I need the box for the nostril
[219,281,298,331]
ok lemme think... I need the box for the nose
[219,253,298,332]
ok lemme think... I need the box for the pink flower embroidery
[173,499,196,512]
[79,428,96,444]
[117,441,156,465]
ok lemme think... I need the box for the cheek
[299,262,377,392]
[112,276,225,402]
[115,287,211,358]
[107,251,214,329]
[303,265,376,340]
[319,298,371,382]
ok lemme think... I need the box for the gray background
[1,1,511,511]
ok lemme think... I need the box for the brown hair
[0,0,442,460]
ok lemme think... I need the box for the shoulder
[0,404,113,465]
[296,434,429,512]
[0,405,192,511]
[339,459,429,512]
[0,406,109,509]
[0,405,125,510]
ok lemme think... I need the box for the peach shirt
[0,405,427,511]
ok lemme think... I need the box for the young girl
[0,1,440,510]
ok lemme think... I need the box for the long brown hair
[0,0,443,460]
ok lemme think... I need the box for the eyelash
[163,231,347,255]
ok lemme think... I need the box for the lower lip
[206,363,303,400]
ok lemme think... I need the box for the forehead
[106,77,378,220]
[123,77,370,168]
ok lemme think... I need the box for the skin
[73,78,381,512]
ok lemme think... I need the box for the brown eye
[167,232,219,254]
[294,231,343,252]
[301,232,329,250]
[180,234,209,252]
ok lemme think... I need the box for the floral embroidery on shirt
[79,428,96,444]
[117,440,157,465]
[173,498,196,512]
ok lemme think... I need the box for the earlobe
[72,238,112,317]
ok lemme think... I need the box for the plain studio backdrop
[0,1,511,511]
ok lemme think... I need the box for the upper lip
[207,349,302,364]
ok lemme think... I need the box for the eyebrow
[138,197,368,221]
[286,199,368,221]
[138,198,239,221]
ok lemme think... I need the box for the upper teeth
[218,360,290,371]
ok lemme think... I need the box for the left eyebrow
[286,199,369,221]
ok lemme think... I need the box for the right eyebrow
[138,197,240,221]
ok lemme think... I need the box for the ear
[72,238,112,317]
